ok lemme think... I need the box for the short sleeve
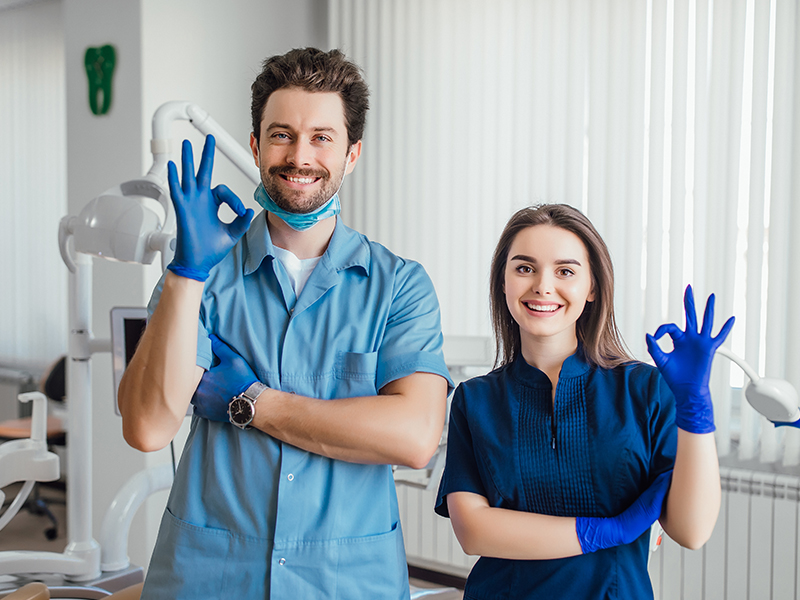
[375,262,454,391]
[435,385,487,518]
[648,372,678,479]
[147,272,213,370]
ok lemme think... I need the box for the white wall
[62,0,325,572]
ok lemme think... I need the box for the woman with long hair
[436,204,733,599]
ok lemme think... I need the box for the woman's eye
[558,268,575,277]
[516,265,533,274]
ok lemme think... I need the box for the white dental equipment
[0,393,60,532]
[59,102,259,274]
[716,346,800,424]
[0,102,259,586]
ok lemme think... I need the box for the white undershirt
[272,245,321,298]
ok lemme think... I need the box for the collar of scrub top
[510,345,592,388]
[242,212,371,277]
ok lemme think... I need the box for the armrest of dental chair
[0,583,49,600]
[0,582,143,600]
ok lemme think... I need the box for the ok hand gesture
[166,135,254,282]
[646,285,735,434]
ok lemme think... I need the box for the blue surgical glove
[646,285,735,434]
[166,135,254,282]
[576,470,673,554]
[192,334,259,422]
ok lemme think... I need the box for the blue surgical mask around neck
[254,183,341,232]
[254,157,348,232]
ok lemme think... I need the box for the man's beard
[262,163,344,215]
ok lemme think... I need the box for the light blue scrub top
[141,213,452,600]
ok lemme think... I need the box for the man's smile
[281,174,320,185]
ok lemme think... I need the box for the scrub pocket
[334,351,378,397]
[142,508,271,600]
[271,521,409,600]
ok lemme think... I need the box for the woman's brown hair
[489,204,633,369]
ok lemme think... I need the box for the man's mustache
[268,166,329,179]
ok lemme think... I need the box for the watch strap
[241,381,268,403]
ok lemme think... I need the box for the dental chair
[0,358,66,540]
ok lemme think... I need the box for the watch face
[229,397,253,426]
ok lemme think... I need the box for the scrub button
[279,558,286,566]
[287,473,294,481]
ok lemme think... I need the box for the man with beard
[118,48,452,599]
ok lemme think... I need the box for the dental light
[0,102,260,585]
[716,346,800,425]
[61,176,173,270]
[59,101,260,271]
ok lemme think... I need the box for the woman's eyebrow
[509,254,582,267]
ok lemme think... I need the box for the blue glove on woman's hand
[576,470,673,554]
[646,285,735,434]
[167,135,254,282]
[192,335,259,422]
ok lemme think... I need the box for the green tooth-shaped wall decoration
[84,44,117,116]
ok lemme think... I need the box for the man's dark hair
[251,47,370,148]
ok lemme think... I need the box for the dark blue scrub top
[436,349,676,600]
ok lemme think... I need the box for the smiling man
[118,48,452,599]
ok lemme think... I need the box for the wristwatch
[228,382,268,430]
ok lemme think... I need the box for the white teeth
[287,176,315,184]
[525,303,559,312]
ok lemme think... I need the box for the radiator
[396,476,477,578]
[398,466,800,599]
[650,467,800,600]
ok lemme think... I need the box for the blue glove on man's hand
[167,135,254,282]
[192,335,259,422]
[576,470,673,554]
[646,285,735,434]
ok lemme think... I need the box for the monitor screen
[110,307,148,416]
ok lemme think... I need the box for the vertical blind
[0,0,67,370]
[330,0,800,466]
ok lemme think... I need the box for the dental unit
[0,103,259,589]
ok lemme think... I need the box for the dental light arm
[715,346,800,426]
[147,101,260,184]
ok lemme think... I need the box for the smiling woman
[489,205,630,373]
[331,0,800,472]
[434,203,732,600]
[503,225,595,376]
